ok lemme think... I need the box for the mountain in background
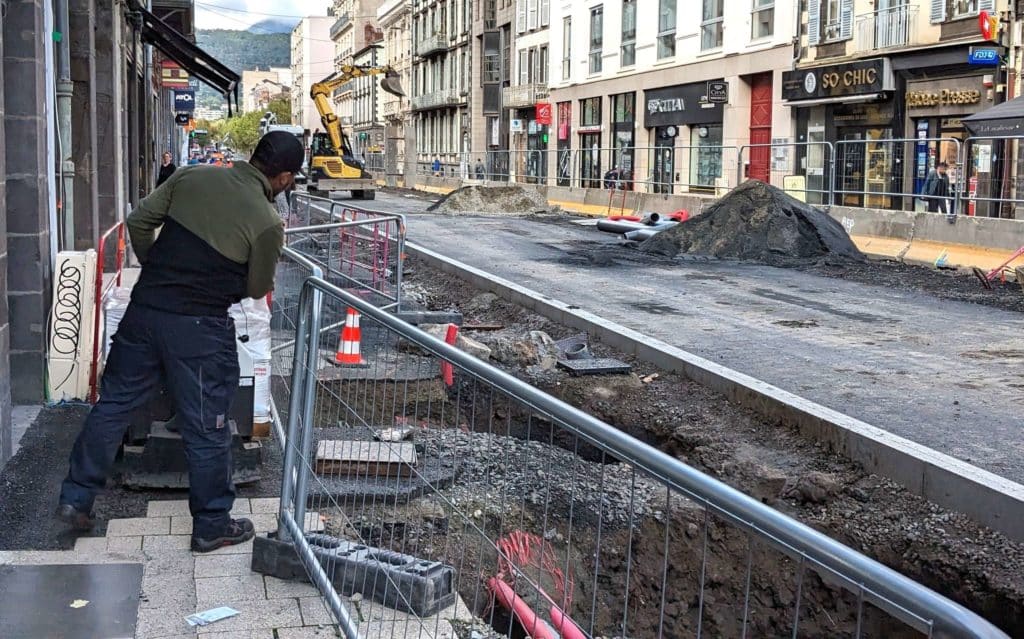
[194,29,292,111]
[248,18,299,34]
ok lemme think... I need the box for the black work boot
[55,504,95,531]
[191,518,255,553]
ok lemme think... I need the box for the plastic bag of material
[229,296,272,423]
[103,287,133,366]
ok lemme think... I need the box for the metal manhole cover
[556,358,632,376]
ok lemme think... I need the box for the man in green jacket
[57,132,304,552]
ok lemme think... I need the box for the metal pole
[55,0,75,249]
[278,278,313,541]
[292,284,323,533]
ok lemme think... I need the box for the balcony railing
[416,31,448,56]
[855,5,918,51]
[330,13,351,39]
[383,99,403,117]
[502,83,548,109]
[411,88,465,110]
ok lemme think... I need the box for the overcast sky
[195,0,330,30]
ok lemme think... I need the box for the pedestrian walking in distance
[56,131,303,553]
[923,162,951,216]
[474,158,485,181]
[156,151,177,187]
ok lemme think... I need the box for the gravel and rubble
[387,259,1024,636]
[427,185,554,216]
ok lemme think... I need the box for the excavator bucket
[381,69,405,97]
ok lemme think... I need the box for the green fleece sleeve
[127,172,178,263]
[247,222,285,299]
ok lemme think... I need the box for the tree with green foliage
[267,95,291,125]
[222,110,264,155]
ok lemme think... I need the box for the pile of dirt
[427,185,552,216]
[640,180,865,265]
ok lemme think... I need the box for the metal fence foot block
[251,533,457,618]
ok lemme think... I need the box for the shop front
[556,101,572,186]
[643,82,724,194]
[784,58,896,206]
[904,74,994,214]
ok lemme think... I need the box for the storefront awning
[961,96,1024,137]
[134,5,240,115]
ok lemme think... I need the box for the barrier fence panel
[287,194,406,312]
[962,136,1024,219]
[832,138,963,214]
[738,141,834,206]
[273,276,1009,639]
[89,221,127,403]
[365,152,386,175]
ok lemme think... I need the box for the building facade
[291,17,336,134]
[506,0,551,182]
[241,68,292,113]
[470,0,514,179]
[352,44,386,158]
[411,0,472,175]
[330,0,384,140]
[378,0,413,182]
[786,0,1012,214]
[546,0,796,194]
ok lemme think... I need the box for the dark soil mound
[640,180,864,265]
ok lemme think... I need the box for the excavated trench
[380,257,1024,638]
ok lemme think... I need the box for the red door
[748,72,773,183]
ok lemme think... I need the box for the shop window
[589,5,603,74]
[701,0,723,51]
[561,17,572,80]
[581,97,601,126]
[621,0,637,67]
[690,125,723,190]
[752,0,774,39]
[612,93,635,190]
[659,0,677,58]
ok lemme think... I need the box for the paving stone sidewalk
[0,498,475,638]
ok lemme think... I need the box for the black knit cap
[251,131,305,175]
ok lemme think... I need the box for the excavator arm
[309,64,405,155]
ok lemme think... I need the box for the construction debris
[427,185,553,216]
[640,180,865,265]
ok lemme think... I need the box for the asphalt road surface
[318,189,1024,485]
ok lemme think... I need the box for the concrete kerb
[406,241,1024,544]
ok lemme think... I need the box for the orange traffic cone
[335,308,366,365]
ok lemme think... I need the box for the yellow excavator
[308,64,405,200]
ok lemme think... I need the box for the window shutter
[540,0,550,27]
[807,0,820,46]
[527,0,539,30]
[979,0,995,11]
[930,0,946,23]
[840,0,853,39]
[517,1,527,33]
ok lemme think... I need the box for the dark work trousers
[60,303,240,539]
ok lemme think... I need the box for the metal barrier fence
[88,221,127,403]
[738,141,835,206]
[388,135,1024,217]
[286,192,406,312]
[272,275,1008,639]
[832,138,962,213]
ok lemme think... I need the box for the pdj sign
[968,47,1000,66]
[173,90,195,112]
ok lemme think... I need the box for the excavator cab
[307,65,406,200]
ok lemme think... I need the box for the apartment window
[538,45,548,83]
[540,0,550,26]
[519,49,529,85]
[561,17,572,80]
[701,0,723,50]
[658,0,676,59]
[589,5,603,74]
[951,0,981,18]
[527,0,538,31]
[752,0,773,39]
[621,0,636,67]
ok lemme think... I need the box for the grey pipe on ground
[596,219,649,234]
[623,223,678,241]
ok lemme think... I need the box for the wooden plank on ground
[315,440,417,477]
